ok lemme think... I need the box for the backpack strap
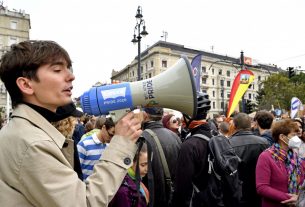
[192,133,210,142]
[144,129,173,202]
[192,134,222,180]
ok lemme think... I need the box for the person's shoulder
[183,135,209,146]
[78,135,94,146]
[252,134,269,145]
[0,117,52,145]
[257,149,273,163]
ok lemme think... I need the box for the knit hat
[162,114,174,129]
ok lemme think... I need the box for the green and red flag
[227,70,255,117]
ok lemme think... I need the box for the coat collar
[11,104,66,149]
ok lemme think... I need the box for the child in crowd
[109,143,149,207]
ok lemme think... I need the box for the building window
[227,93,230,98]
[148,73,152,78]
[202,78,207,84]
[212,91,215,97]
[227,70,230,77]
[221,102,224,109]
[220,91,224,98]
[202,66,206,73]
[220,79,224,86]
[9,37,17,46]
[213,102,215,109]
[10,20,17,29]
[212,68,215,75]
[140,66,143,73]
[219,69,222,75]
[248,93,252,99]
[150,60,154,67]
[162,60,167,68]
[132,71,134,77]
[258,76,261,81]
[252,84,255,90]
[227,81,231,87]
[212,79,215,85]
[202,90,207,93]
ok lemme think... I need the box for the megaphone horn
[80,56,198,119]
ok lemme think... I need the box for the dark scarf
[24,102,73,122]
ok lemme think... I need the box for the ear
[16,77,34,95]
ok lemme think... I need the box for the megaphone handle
[109,108,132,123]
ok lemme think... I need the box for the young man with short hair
[0,40,142,206]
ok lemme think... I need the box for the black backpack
[191,134,242,207]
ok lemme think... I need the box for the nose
[66,69,75,82]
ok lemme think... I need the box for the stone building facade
[0,5,30,117]
[111,41,279,116]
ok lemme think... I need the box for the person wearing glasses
[162,114,181,137]
[77,117,115,180]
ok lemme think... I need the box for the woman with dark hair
[256,119,305,207]
[162,114,180,136]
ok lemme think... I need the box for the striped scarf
[268,143,302,194]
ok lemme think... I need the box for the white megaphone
[80,56,197,121]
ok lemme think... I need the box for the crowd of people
[0,40,305,207]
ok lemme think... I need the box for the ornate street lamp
[131,6,148,81]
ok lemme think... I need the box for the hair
[0,41,72,108]
[213,114,221,119]
[147,113,163,121]
[254,110,274,130]
[219,122,230,135]
[85,121,94,133]
[293,118,304,130]
[133,142,148,162]
[233,113,251,130]
[95,116,106,129]
[104,118,115,130]
[162,114,174,129]
[83,115,91,125]
[52,116,76,138]
[271,119,299,142]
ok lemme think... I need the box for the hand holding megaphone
[114,112,143,143]
[80,56,198,122]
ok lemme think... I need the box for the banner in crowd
[290,97,303,118]
[191,54,202,92]
[227,69,255,117]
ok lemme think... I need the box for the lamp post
[131,6,148,81]
[240,51,246,113]
[220,79,225,114]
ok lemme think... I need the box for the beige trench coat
[0,104,137,207]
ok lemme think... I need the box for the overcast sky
[4,0,305,97]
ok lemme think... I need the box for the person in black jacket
[229,113,269,207]
[172,92,212,207]
[142,107,181,207]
